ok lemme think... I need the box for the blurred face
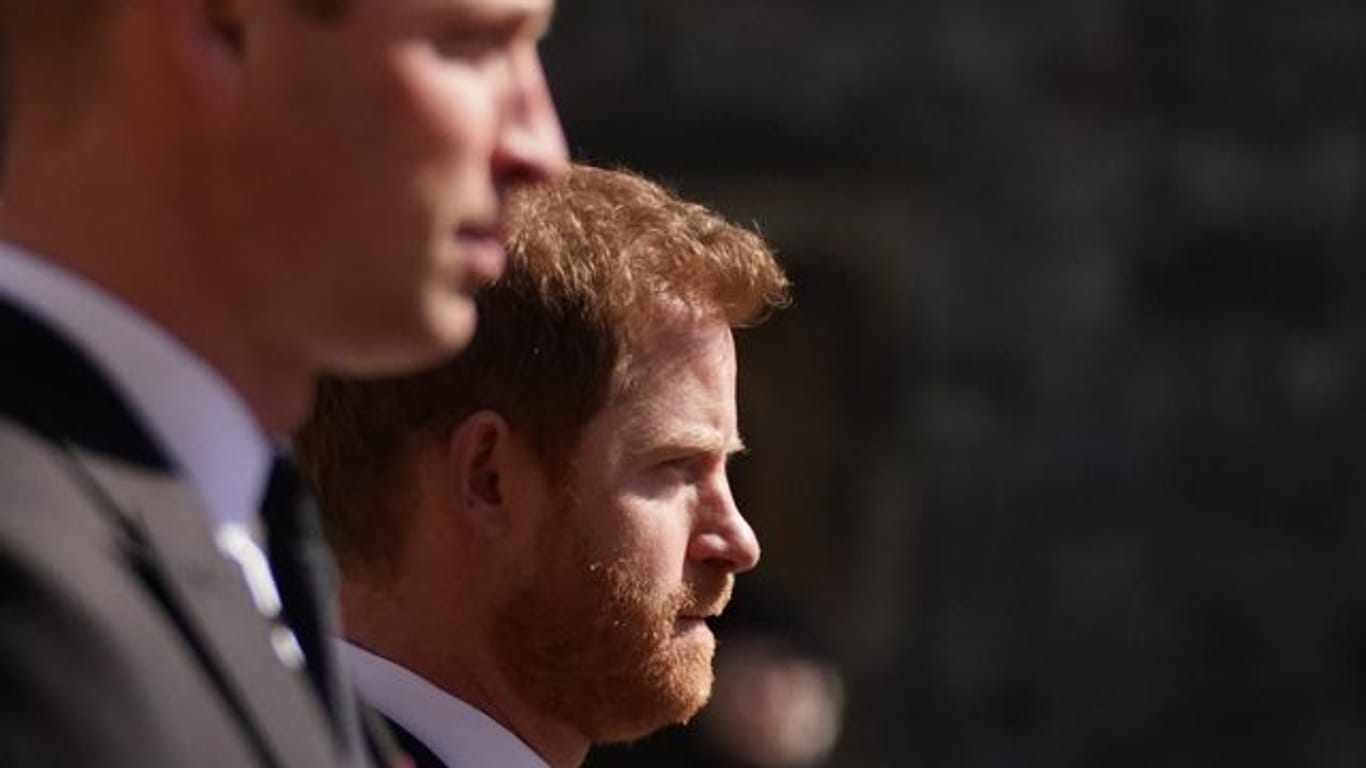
[224,0,567,375]
[492,315,762,743]
[701,635,846,768]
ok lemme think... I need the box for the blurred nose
[689,471,761,574]
[494,46,569,185]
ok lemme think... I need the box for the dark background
[543,3,1366,766]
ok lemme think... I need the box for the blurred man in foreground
[0,0,566,765]
[296,163,790,767]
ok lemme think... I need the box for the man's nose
[493,48,569,185]
[688,472,761,574]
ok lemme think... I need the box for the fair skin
[344,313,762,767]
[0,0,567,434]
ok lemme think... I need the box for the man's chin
[650,639,718,721]
[591,669,715,744]
[576,632,716,744]
[320,302,477,378]
[428,296,479,354]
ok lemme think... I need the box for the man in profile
[0,0,566,765]
[296,163,791,767]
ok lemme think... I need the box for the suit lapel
[0,302,341,767]
[71,447,341,768]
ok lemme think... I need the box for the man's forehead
[602,378,742,452]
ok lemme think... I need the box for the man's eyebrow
[439,0,554,38]
[632,424,745,456]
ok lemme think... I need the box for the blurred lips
[674,616,712,638]
[676,596,729,635]
[456,222,505,285]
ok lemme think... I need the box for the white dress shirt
[340,641,550,768]
[0,242,293,661]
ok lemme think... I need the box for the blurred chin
[319,297,477,378]
[428,295,479,354]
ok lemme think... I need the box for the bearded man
[294,163,789,768]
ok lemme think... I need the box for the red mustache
[677,573,734,619]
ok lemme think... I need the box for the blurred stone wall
[546,2,1366,766]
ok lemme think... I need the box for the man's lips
[674,616,712,638]
[679,587,731,622]
[676,604,727,634]
[456,224,505,285]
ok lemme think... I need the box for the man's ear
[201,0,248,59]
[151,0,251,113]
[447,411,514,537]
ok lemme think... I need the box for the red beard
[492,508,733,743]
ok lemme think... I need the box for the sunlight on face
[492,315,761,742]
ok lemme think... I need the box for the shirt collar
[340,641,551,768]
[0,242,271,528]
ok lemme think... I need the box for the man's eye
[657,455,714,484]
[655,456,693,476]
[433,27,502,60]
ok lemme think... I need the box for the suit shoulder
[0,414,126,544]
[0,416,269,767]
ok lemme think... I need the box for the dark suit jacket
[0,301,348,767]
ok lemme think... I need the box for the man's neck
[343,586,592,768]
[0,217,314,437]
[341,637,589,768]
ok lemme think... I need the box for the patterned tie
[260,453,369,765]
